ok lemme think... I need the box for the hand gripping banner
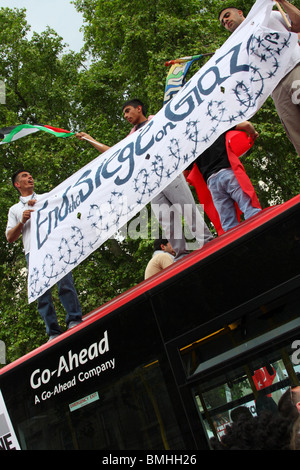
[28,0,300,302]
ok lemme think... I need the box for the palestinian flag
[0,124,75,144]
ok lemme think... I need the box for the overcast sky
[0,0,85,52]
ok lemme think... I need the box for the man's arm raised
[75,132,111,153]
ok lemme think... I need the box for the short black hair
[153,238,169,251]
[11,169,26,192]
[218,6,241,20]
[122,99,147,117]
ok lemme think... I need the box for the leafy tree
[0,8,84,360]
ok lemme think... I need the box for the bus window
[179,287,300,379]
[191,343,300,446]
[15,361,186,450]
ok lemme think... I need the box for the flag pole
[81,136,99,145]
[275,1,291,28]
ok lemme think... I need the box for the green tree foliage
[0,1,299,362]
[0,8,88,359]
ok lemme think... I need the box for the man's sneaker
[47,334,61,342]
[68,321,82,330]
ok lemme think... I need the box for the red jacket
[186,130,261,235]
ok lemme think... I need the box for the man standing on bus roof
[76,99,213,260]
[218,0,300,156]
[5,170,83,341]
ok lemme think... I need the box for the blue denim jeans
[26,254,82,337]
[207,168,261,232]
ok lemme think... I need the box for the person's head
[278,386,300,422]
[230,406,253,423]
[153,238,175,256]
[122,99,147,126]
[219,7,245,32]
[290,415,300,450]
[12,170,34,195]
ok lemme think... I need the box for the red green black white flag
[0,124,75,144]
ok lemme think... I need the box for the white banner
[28,0,299,302]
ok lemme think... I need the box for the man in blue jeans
[6,170,82,341]
[191,121,262,232]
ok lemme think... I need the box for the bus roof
[1,194,300,376]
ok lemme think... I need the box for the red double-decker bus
[0,195,300,450]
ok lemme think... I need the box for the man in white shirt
[219,0,300,156]
[6,170,82,341]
